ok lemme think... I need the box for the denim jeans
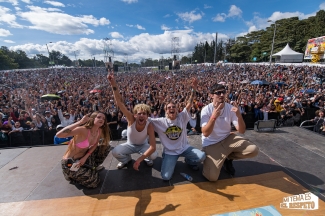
[112,143,158,164]
[254,108,263,119]
[161,146,206,180]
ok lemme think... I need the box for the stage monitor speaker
[254,120,276,132]
[169,63,172,70]
[113,64,118,72]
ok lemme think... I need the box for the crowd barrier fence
[0,108,320,148]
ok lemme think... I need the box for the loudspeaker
[169,63,172,70]
[173,55,177,60]
[254,120,276,132]
[113,64,118,72]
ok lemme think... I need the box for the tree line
[1,10,325,70]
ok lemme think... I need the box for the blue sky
[1,0,325,63]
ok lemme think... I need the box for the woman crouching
[56,111,111,188]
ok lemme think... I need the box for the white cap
[121,129,127,138]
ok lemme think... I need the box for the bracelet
[87,151,92,155]
[210,116,216,121]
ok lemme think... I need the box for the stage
[0,127,324,215]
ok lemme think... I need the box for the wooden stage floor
[0,126,324,215]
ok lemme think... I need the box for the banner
[304,36,325,59]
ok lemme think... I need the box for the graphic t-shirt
[149,109,190,155]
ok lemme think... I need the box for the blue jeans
[112,143,158,164]
[161,146,206,180]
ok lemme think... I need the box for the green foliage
[191,9,325,63]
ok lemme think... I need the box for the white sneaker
[117,161,130,169]
[96,165,105,171]
[144,158,153,166]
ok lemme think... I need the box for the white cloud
[136,24,145,30]
[21,0,31,3]
[4,39,15,43]
[0,0,18,6]
[161,24,170,31]
[268,11,314,22]
[14,6,21,11]
[0,6,23,28]
[212,13,226,22]
[164,14,171,18]
[212,5,242,22]
[126,24,145,30]
[121,0,138,3]
[17,6,110,35]
[204,4,212,9]
[319,2,325,10]
[177,10,203,23]
[9,30,228,63]
[0,28,12,36]
[228,5,242,17]
[110,32,124,39]
[44,1,65,7]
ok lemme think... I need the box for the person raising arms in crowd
[107,71,158,170]
[201,83,259,181]
[56,111,111,188]
[149,77,206,181]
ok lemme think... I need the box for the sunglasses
[136,112,147,116]
[214,90,226,95]
[167,106,176,109]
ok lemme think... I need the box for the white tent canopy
[272,43,304,63]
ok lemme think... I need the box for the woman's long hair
[65,111,111,155]
[83,111,110,146]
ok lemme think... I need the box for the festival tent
[272,43,304,63]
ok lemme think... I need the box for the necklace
[90,129,98,137]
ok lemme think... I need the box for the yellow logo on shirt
[164,125,182,140]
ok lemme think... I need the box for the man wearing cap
[54,125,72,145]
[57,109,74,127]
[44,111,53,128]
[201,83,259,181]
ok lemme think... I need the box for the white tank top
[126,120,149,145]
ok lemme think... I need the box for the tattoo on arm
[187,89,195,104]
[113,87,117,91]
[62,129,71,134]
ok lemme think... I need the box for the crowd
[0,63,325,147]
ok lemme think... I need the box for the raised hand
[212,102,224,118]
[192,77,198,90]
[107,71,115,83]
[79,114,91,125]
[230,101,241,116]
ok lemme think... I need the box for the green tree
[0,50,19,70]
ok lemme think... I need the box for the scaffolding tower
[103,38,114,69]
[171,37,180,61]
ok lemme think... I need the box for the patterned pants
[61,145,111,188]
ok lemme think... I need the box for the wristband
[210,116,216,121]
[87,151,92,155]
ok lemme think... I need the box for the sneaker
[188,164,199,171]
[117,161,130,169]
[144,158,154,166]
[223,158,235,175]
[96,165,104,171]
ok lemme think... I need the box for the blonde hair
[133,104,151,115]
[65,111,111,155]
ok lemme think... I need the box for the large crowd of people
[1,63,324,187]
[0,63,324,146]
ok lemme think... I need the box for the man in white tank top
[149,78,206,181]
[108,72,158,170]
[201,83,259,181]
